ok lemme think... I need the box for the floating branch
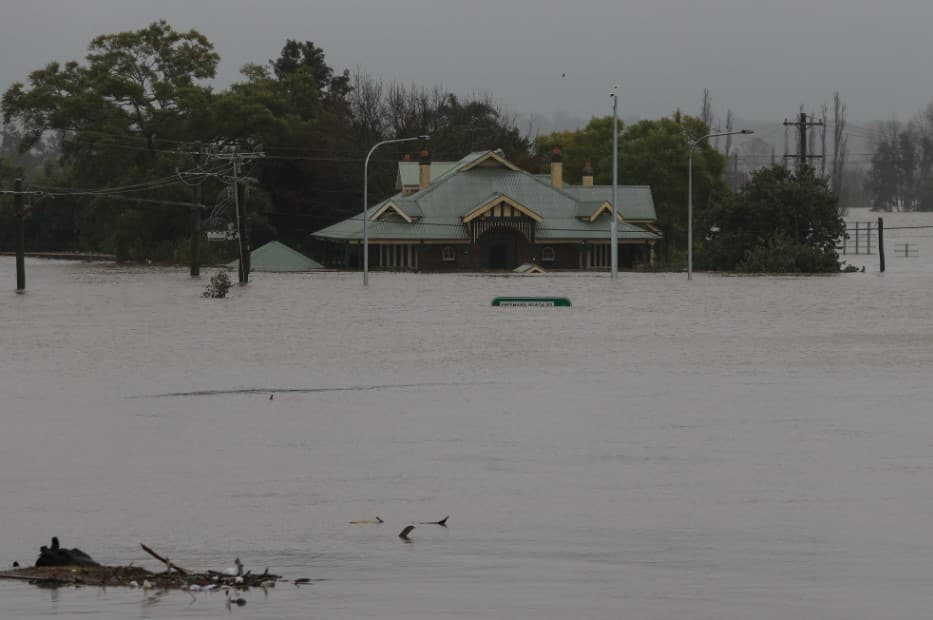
[140,543,188,575]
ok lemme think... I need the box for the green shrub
[736,234,841,273]
[203,271,231,298]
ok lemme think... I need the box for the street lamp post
[610,86,619,280]
[687,129,753,280]
[363,135,429,286]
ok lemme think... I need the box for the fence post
[878,217,885,272]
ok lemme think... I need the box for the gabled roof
[313,150,661,243]
[371,200,423,222]
[227,241,322,272]
[462,193,543,223]
[457,150,521,172]
[514,262,547,274]
[561,185,657,221]
[396,162,458,189]
[575,201,625,222]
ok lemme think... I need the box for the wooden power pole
[14,178,25,292]
[190,180,201,277]
[783,111,824,172]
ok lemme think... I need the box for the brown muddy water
[2,211,933,618]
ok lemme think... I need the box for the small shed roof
[227,241,322,272]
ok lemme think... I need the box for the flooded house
[312,148,662,271]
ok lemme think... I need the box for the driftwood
[140,543,188,575]
[0,539,282,591]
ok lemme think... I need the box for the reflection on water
[2,211,933,619]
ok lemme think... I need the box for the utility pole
[232,150,248,284]
[190,148,202,278]
[14,178,25,292]
[190,180,201,277]
[783,111,824,172]
[207,145,263,285]
[610,86,619,280]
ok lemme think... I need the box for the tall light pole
[610,86,619,280]
[687,129,753,280]
[363,135,429,286]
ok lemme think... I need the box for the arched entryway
[478,229,530,270]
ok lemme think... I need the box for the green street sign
[491,296,572,307]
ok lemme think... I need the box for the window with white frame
[541,246,556,262]
[442,246,456,262]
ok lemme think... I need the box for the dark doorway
[481,230,521,269]
[489,243,510,269]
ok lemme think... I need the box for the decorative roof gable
[585,202,625,223]
[371,201,415,223]
[458,150,521,172]
[462,193,544,224]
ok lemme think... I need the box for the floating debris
[35,537,98,567]
[0,540,283,591]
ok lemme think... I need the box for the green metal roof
[537,219,660,240]
[396,162,458,188]
[561,185,658,220]
[314,150,661,243]
[227,241,323,272]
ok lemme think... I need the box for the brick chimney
[419,148,431,190]
[550,146,563,190]
[582,161,594,186]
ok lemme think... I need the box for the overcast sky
[2,0,932,136]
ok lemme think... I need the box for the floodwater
[2,209,933,619]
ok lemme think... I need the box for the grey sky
[2,0,932,134]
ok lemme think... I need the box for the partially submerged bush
[203,271,231,298]
[736,234,841,274]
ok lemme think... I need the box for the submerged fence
[839,221,875,255]
[838,218,933,271]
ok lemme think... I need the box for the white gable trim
[462,194,544,224]
[371,201,414,223]
[459,151,521,172]
[588,201,625,223]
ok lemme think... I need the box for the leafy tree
[272,40,351,115]
[0,156,22,250]
[866,116,933,212]
[701,165,844,273]
[536,113,727,262]
[1,21,221,260]
[214,41,358,250]
[620,114,726,260]
[3,20,218,161]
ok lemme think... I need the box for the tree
[3,20,218,161]
[272,40,351,116]
[0,156,22,251]
[701,165,844,273]
[1,21,221,260]
[831,92,848,207]
[535,113,727,263]
[865,105,933,213]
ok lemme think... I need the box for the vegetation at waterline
[865,104,933,212]
[535,112,728,263]
[0,21,529,262]
[700,165,845,273]
[1,20,854,273]
[203,271,231,298]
